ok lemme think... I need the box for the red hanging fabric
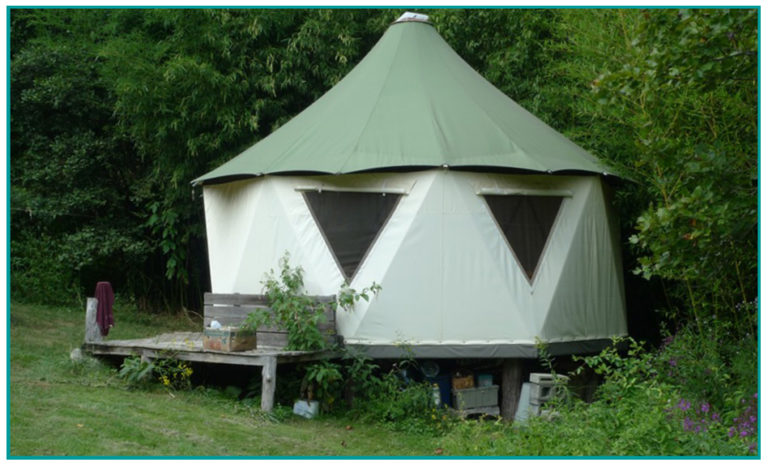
[94,282,115,336]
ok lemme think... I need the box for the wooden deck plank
[83,332,338,366]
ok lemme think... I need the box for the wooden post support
[500,359,523,421]
[261,356,277,412]
[85,297,102,343]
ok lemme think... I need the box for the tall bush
[548,9,757,335]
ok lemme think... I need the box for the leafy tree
[548,9,757,334]
[431,9,567,118]
[10,9,147,304]
[98,9,392,307]
[10,9,393,309]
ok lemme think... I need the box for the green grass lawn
[10,301,756,457]
[8,303,441,457]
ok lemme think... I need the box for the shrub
[118,356,154,389]
[655,311,758,424]
[10,234,81,305]
[257,254,329,351]
[442,332,757,456]
[301,360,344,411]
[252,252,381,351]
[153,358,194,391]
[118,356,193,392]
[342,357,448,435]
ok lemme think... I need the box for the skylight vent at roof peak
[394,12,430,24]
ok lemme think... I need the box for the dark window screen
[304,191,401,280]
[484,195,563,280]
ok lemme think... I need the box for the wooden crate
[451,373,474,390]
[203,327,257,352]
[452,385,499,410]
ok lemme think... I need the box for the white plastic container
[293,400,320,419]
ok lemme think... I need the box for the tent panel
[475,175,594,335]
[203,180,264,293]
[346,172,445,343]
[438,171,536,340]
[349,171,547,345]
[539,179,627,340]
[338,172,435,337]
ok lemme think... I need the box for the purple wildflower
[677,399,691,411]
[668,358,678,367]
[700,402,710,413]
[711,412,721,422]
[683,417,695,431]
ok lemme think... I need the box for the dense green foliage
[10,9,391,308]
[573,10,757,334]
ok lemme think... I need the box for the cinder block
[529,372,569,385]
[528,373,569,406]
[529,383,554,404]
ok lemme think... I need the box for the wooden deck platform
[82,328,337,413]
[80,294,342,413]
[83,331,336,366]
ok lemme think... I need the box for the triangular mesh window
[304,191,401,280]
[484,195,563,280]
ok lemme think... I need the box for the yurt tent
[193,12,627,359]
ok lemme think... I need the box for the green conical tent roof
[194,16,611,184]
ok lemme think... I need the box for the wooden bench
[202,292,339,411]
[203,292,338,349]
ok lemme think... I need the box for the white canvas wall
[203,169,627,356]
